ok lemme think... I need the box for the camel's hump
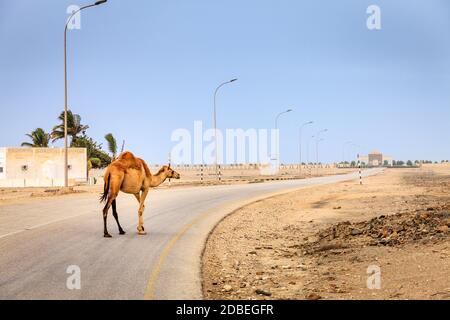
[113,152,148,172]
[118,151,136,161]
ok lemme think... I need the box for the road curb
[144,169,383,300]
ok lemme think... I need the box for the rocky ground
[202,165,450,300]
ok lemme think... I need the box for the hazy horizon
[1,0,449,164]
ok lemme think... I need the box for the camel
[100,151,180,238]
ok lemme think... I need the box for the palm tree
[21,128,51,147]
[120,139,126,154]
[87,157,102,171]
[52,110,89,146]
[104,133,118,160]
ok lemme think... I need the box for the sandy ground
[202,165,450,300]
[0,186,89,205]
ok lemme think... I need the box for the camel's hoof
[138,231,147,236]
[119,230,126,235]
[104,234,112,238]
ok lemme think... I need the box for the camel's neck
[150,171,169,187]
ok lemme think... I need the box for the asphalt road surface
[0,169,382,300]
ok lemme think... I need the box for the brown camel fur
[100,151,180,238]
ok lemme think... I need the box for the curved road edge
[144,168,384,300]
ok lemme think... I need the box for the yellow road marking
[143,208,214,300]
[143,186,305,300]
[143,174,366,299]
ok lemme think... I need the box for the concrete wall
[0,148,5,180]
[87,162,341,186]
[0,148,87,187]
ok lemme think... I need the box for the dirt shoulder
[0,168,357,207]
[0,186,94,207]
[202,165,450,300]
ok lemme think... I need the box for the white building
[0,148,87,187]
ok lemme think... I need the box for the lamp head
[95,0,107,5]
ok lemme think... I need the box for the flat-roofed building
[358,150,393,166]
[0,147,87,187]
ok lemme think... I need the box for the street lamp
[298,121,313,175]
[64,0,107,188]
[316,138,325,175]
[349,143,363,166]
[315,128,328,140]
[342,141,353,165]
[307,135,315,165]
[316,138,325,165]
[273,109,293,164]
[313,129,327,175]
[275,109,293,131]
[213,78,238,180]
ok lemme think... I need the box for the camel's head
[163,165,180,179]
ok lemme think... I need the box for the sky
[0,0,449,164]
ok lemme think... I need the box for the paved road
[0,169,382,300]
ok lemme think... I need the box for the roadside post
[201,164,204,184]
[358,153,362,185]
[168,153,171,188]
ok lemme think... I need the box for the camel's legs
[137,189,149,235]
[102,175,122,238]
[102,197,114,238]
[112,200,125,235]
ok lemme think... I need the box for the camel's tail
[100,172,111,203]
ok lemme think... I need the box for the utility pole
[63,0,107,187]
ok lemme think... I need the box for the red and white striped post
[168,153,172,187]
[358,153,362,185]
[200,164,204,184]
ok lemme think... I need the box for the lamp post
[273,109,293,166]
[298,121,313,175]
[307,135,314,165]
[342,141,353,166]
[313,129,328,175]
[316,138,325,176]
[64,0,107,188]
[306,135,316,176]
[349,143,363,166]
[315,128,328,138]
[213,78,238,180]
[314,129,328,157]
